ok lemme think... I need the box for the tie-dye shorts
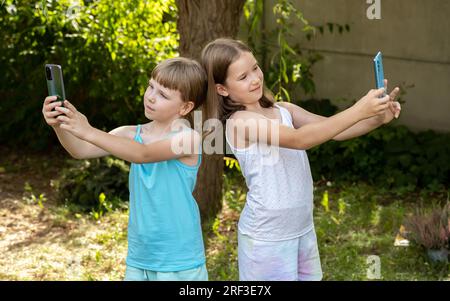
[238,228,323,281]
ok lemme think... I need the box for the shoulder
[170,126,202,157]
[173,126,202,145]
[108,125,138,140]
[226,111,267,134]
[229,110,264,121]
[276,101,294,115]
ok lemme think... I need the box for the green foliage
[244,0,350,101]
[0,0,178,150]
[308,125,450,189]
[294,92,449,190]
[224,156,241,172]
[294,97,449,189]
[208,174,450,280]
[205,170,243,281]
[313,183,450,280]
[222,173,246,213]
[56,157,130,211]
[269,0,316,100]
[223,157,246,212]
[296,98,339,117]
[90,192,114,220]
[22,181,47,208]
[242,0,449,190]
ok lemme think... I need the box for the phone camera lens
[46,67,52,80]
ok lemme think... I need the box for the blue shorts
[238,228,323,281]
[124,264,208,281]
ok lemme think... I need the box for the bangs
[151,58,202,101]
[152,64,187,93]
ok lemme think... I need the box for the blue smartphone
[373,51,386,97]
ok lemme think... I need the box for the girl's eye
[160,92,168,99]
[253,66,258,70]
[239,75,247,81]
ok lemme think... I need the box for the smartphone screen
[45,64,66,103]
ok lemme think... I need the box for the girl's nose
[251,78,261,85]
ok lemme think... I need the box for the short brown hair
[151,57,207,113]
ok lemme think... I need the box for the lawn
[205,170,450,281]
[0,149,448,280]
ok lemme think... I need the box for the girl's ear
[216,84,229,97]
[180,101,195,117]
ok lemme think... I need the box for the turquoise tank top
[126,124,205,272]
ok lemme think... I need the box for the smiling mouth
[145,105,155,111]
[251,86,262,92]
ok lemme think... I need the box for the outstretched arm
[279,80,401,141]
[228,88,392,150]
[43,96,133,159]
[55,101,200,164]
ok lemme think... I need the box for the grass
[205,171,450,281]
[0,148,449,280]
[314,184,449,280]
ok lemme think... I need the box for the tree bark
[175,0,246,220]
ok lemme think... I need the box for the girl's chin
[251,89,263,99]
[249,93,263,102]
[144,112,156,120]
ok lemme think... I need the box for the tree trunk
[176,0,246,220]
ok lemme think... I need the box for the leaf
[99,192,106,204]
[283,43,297,56]
[321,190,329,212]
[292,63,302,82]
[331,215,340,225]
[338,198,346,215]
[281,87,291,102]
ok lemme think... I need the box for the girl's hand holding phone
[380,79,402,124]
[55,100,94,140]
[42,96,65,127]
[353,88,391,120]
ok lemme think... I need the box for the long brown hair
[200,38,274,124]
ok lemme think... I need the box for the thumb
[394,102,402,118]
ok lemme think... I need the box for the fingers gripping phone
[373,52,387,97]
[45,64,66,106]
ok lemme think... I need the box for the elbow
[132,158,147,164]
[129,156,146,164]
[68,151,84,160]
[132,151,154,164]
[294,140,313,150]
[293,134,316,150]
[332,135,346,142]
[291,129,319,150]
[302,144,315,151]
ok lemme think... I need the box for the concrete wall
[250,0,450,132]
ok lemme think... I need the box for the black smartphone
[45,64,66,107]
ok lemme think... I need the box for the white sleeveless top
[225,104,314,241]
